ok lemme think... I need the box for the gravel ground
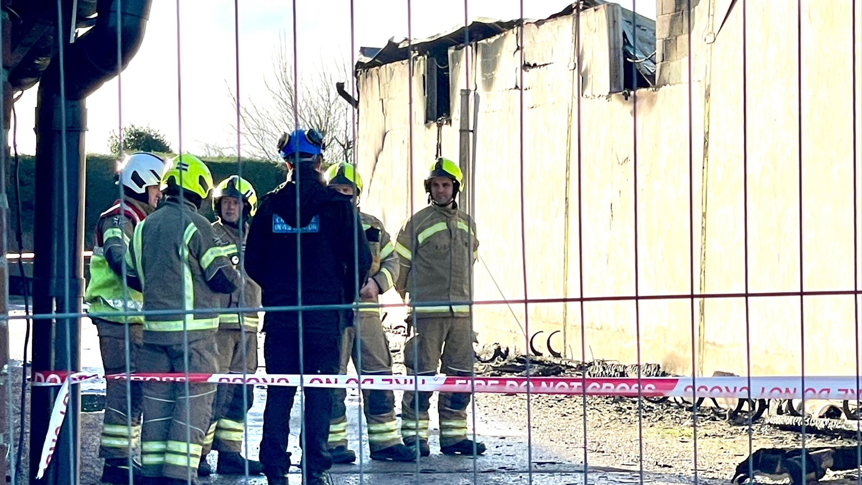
[475,392,862,484]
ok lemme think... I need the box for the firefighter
[126,154,241,484]
[323,162,416,463]
[85,152,164,484]
[394,157,485,457]
[198,176,265,476]
[246,129,371,485]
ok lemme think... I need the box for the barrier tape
[36,378,71,479]
[33,371,862,474]
[31,371,862,400]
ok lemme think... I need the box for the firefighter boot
[329,445,357,464]
[100,459,142,484]
[197,455,212,477]
[216,451,265,475]
[404,439,430,457]
[441,439,487,456]
[370,443,418,462]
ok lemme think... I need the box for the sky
[12,0,655,156]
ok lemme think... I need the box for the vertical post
[30,94,84,485]
[459,89,471,211]
[0,7,10,476]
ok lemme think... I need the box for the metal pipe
[29,1,151,483]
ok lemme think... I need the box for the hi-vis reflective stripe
[367,421,399,443]
[180,224,198,315]
[215,429,244,442]
[328,421,348,443]
[414,305,471,313]
[102,424,141,437]
[219,314,260,325]
[203,422,217,446]
[217,418,245,431]
[456,221,474,236]
[144,317,219,332]
[440,420,468,438]
[379,267,394,289]
[142,441,167,453]
[141,455,165,465]
[103,227,130,244]
[216,418,245,442]
[131,220,146,286]
[400,420,429,438]
[380,241,395,259]
[395,242,412,260]
[417,222,447,244]
[166,440,203,458]
[201,244,235,270]
[100,436,133,447]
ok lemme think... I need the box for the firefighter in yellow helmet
[126,154,241,484]
[394,157,484,457]
[198,176,264,476]
[85,152,164,484]
[323,162,416,463]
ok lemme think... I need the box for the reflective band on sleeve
[395,242,412,260]
[200,244,235,270]
[103,227,130,245]
[417,222,448,245]
[379,267,394,289]
[379,242,395,259]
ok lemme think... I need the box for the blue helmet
[277,129,324,161]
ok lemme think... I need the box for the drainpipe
[30,1,151,483]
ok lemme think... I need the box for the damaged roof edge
[355,0,657,86]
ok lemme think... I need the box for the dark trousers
[259,327,341,476]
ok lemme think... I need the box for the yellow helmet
[213,175,259,218]
[323,162,363,194]
[160,154,213,200]
[424,157,462,193]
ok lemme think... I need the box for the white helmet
[118,152,164,194]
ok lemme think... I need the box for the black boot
[100,459,141,484]
[370,443,419,462]
[197,455,212,477]
[216,451,264,475]
[441,439,486,456]
[307,470,334,485]
[328,445,357,464]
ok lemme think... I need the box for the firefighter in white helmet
[85,152,164,484]
[323,162,416,463]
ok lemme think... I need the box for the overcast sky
[12,0,655,156]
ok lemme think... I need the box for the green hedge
[6,154,287,252]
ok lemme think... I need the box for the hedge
[6,154,287,252]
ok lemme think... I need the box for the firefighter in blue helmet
[245,129,371,485]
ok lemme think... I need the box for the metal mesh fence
[0,0,860,484]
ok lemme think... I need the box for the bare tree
[230,34,353,162]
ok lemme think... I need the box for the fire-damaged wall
[355,1,862,379]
